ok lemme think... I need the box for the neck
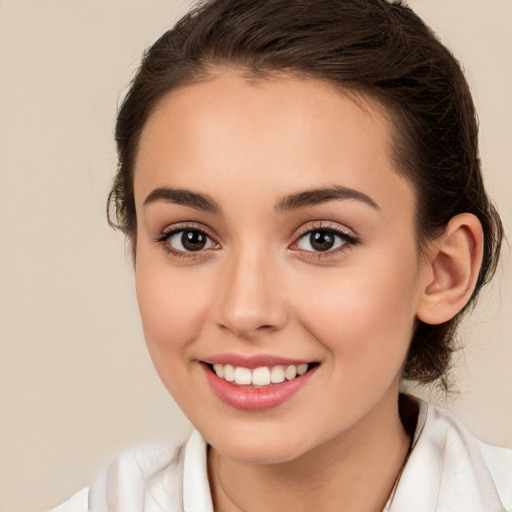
[208,390,412,512]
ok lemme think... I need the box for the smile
[201,359,319,411]
[210,363,309,387]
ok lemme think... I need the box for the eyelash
[290,222,360,260]
[155,222,360,261]
[155,223,220,260]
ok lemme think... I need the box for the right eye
[164,229,217,253]
[295,229,349,253]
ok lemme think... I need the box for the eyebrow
[143,187,220,213]
[143,184,379,214]
[275,185,380,212]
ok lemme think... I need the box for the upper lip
[202,353,315,369]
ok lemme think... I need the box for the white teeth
[210,362,311,386]
[252,366,271,386]
[297,364,308,375]
[213,363,224,378]
[223,364,235,382]
[234,367,252,385]
[284,365,297,380]
[270,365,285,383]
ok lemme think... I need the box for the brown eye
[182,230,207,251]
[309,231,336,251]
[295,228,356,253]
[167,229,216,252]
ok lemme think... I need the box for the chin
[204,424,315,465]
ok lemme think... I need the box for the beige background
[0,1,510,511]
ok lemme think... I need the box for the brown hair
[108,0,503,387]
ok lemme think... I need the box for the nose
[213,248,288,340]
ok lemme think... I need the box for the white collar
[183,429,214,512]
[387,397,505,512]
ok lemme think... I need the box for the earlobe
[416,213,484,325]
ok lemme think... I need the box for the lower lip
[201,363,318,411]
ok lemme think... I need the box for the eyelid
[289,221,360,256]
[293,221,358,241]
[157,221,219,242]
[155,222,221,259]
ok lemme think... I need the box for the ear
[416,213,484,325]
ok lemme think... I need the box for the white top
[52,397,512,512]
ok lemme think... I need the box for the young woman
[54,0,511,510]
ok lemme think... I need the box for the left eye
[167,229,216,252]
[295,229,349,252]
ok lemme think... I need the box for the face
[133,73,430,464]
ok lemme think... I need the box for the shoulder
[429,402,512,510]
[390,396,512,512]
[477,439,512,512]
[52,487,88,512]
[50,433,192,512]
[424,400,512,511]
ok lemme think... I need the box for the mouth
[203,361,319,387]
[200,358,320,411]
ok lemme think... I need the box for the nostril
[217,316,283,339]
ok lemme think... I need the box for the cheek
[294,250,420,375]
[134,262,219,414]
[135,260,212,367]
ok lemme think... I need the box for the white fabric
[384,399,511,512]
[52,397,512,512]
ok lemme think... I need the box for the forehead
[133,73,414,218]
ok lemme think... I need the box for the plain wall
[0,1,510,511]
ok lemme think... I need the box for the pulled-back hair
[109,0,503,388]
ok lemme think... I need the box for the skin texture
[132,73,483,511]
